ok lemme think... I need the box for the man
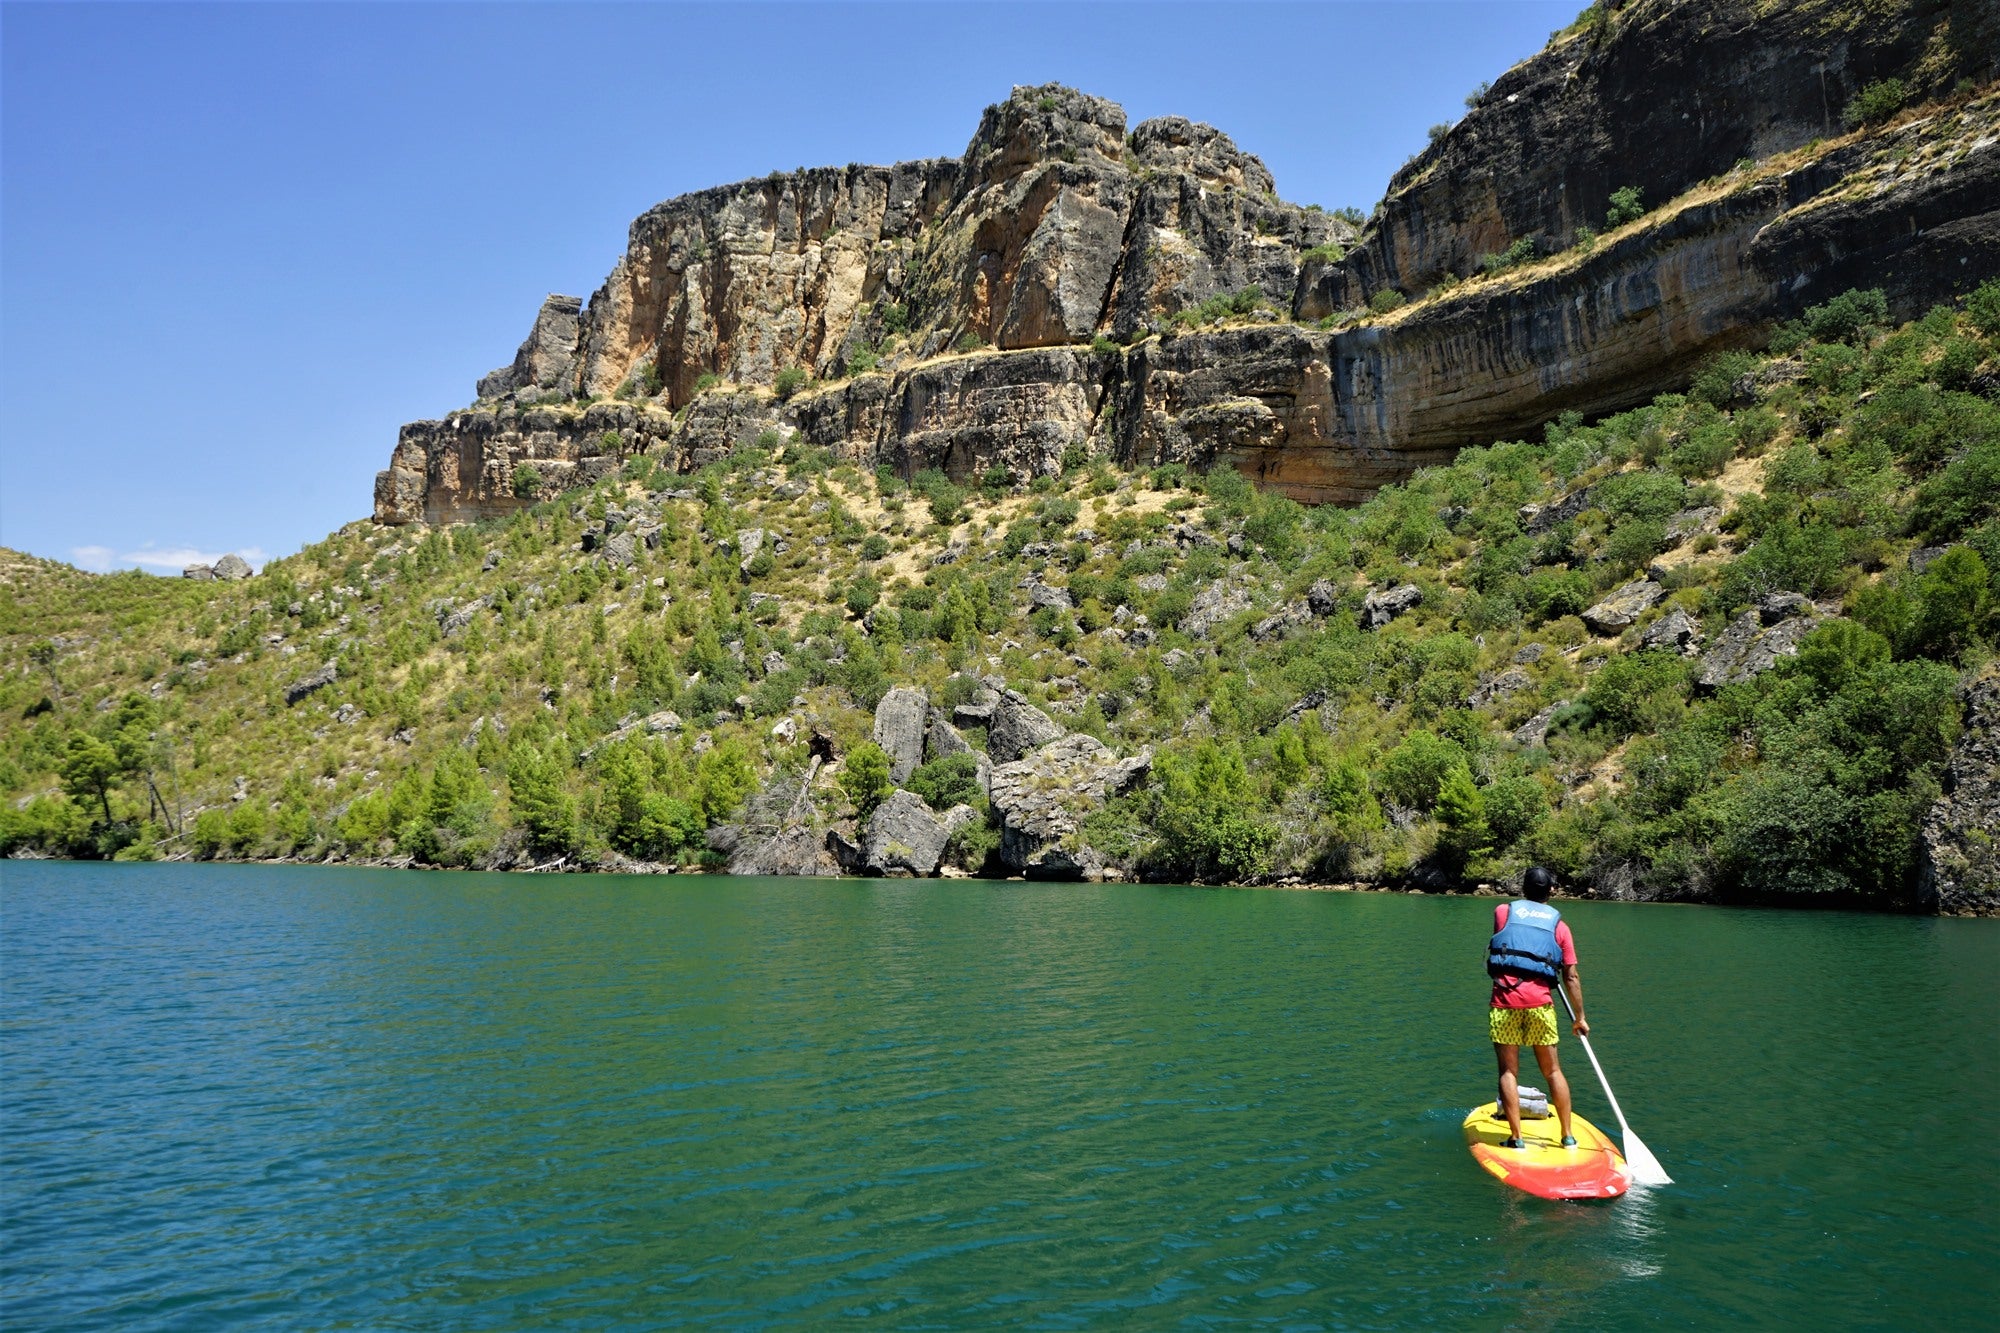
[1487,865,1589,1150]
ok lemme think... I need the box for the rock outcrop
[872,686,930,785]
[377,11,2000,527]
[988,734,1152,878]
[283,661,337,706]
[1917,664,2000,915]
[860,790,976,877]
[1697,594,1820,688]
[1584,580,1666,634]
[985,688,1066,764]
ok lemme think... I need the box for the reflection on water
[1,862,1995,1330]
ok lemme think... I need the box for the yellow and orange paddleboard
[1463,1102,1629,1200]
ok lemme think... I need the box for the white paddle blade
[1622,1131,1673,1187]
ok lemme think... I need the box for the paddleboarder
[1488,865,1588,1150]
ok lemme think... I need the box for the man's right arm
[1563,963,1588,1036]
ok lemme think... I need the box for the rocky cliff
[378,2,1999,526]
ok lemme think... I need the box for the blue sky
[1,1,1575,573]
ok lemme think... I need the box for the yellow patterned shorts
[1490,1004,1560,1047]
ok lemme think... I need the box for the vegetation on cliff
[5,287,1997,907]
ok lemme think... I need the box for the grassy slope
[3,287,1997,906]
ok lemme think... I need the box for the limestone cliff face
[509,85,1337,405]
[1306,0,1993,312]
[379,11,2000,526]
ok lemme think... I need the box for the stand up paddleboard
[1463,1102,1629,1200]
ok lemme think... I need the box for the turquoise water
[1,862,1995,1329]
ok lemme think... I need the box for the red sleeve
[1495,903,1509,930]
[1556,920,1578,966]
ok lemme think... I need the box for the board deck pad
[1463,1101,1629,1200]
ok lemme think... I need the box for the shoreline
[10,850,1993,918]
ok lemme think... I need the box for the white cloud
[67,544,269,575]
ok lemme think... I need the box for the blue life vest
[1487,899,1564,983]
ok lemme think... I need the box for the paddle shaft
[1553,985,1636,1142]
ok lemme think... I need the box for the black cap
[1522,865,1556,901]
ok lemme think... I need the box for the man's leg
[1533,1043,1573,1143]
[1493,1042,1522,1142]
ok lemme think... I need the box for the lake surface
[2,862,1995,1330]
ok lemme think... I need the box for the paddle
[1554,986,1673,1187]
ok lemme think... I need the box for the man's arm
[1563,963,1588,1036]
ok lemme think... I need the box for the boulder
[1909,544,1955,573]
[1306,579,1343,617]
[988,734,1151,878]
[439,596,491,637]
[1665,507,1723,542]
[643,710,683,733]
[1697,602,1818,689]
[1519,487,1594,535]
[284,661,338,706]
[1513,701,1564,748]
[1467,668,1532,709]
[1359,583,1422,629]
[872,686,930,783]
[1513,642,1547,665]
[1917,664,2000,914]
[182,563,215,581]
[1181,581,1253,639]
[1582,579,1666,634]
[601,531,639,566]
[986,689,1065,763]
[737,527,767,576]
[861,790,977,877]
[925,708,973,760]
[1026,580,1073,611]
[212,554,253,580]
[1250,604,1308,641]
[1640,607,1704,657]
[1755,591,1813,625]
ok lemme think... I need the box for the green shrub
[1376,730,1466,810]
[1967,278,2000,337]
[1843,78,1908,128]
[1519,569,1592,623]
[511,464,542,500]
[860,534,891,561]
[1689,349,1758,406]
[1368,289,1408,315]
[1301,242,1345,263]
[1605,185,1644,229]
[907,753,982,810]
[1149,740,1279,879]
[1434,763,1491,864]
[1807,288,1889,344]
[839,742,894,817]
[1479,236,1537,275]
[1090,334,1121,355]
[1579,650,1691,734]
[693,372,721,394]
[845,576,881,617]
[1482,775,1549,847]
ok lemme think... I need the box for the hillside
[5,285,1999,910]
